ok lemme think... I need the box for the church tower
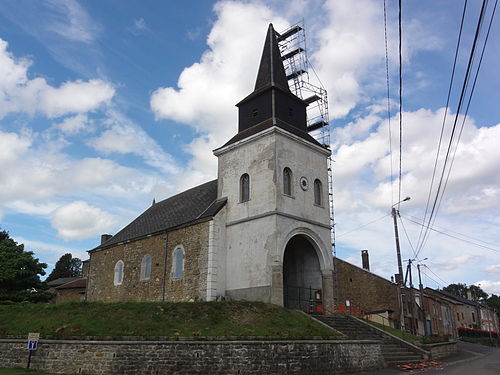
[214,24,334,309]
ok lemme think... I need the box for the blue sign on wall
[27,340,38,350]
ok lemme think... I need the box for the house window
[472,312,475,322]
[283,167,292,196]
[173,247,184,279]
[457,313,460,320]
[240,173,250,202]
[314,179,322,206]
[114,260,124,286]
[140,255,152,280]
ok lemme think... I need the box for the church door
[283,235,322,312]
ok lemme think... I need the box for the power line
[336,214,390,238]
[383,0,394,207]
[423,264,449,287]
[406,214,498,248]
[397,0,403,210]
[398,214,416,257]
[416,0,469,252]
[402,215,500,254]
[416,0,489,257]
[421,269,445,289]
[434,0,498,231]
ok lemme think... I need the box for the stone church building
[86,24,335,310]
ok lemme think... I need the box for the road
[352,342,500,374]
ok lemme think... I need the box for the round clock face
[300,177,309,191]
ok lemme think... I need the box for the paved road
[352,342,500,374]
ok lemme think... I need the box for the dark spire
[254,24,290,92]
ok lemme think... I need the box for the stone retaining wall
[420,341,458,359]
[0,338,383,374]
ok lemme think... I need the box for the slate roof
[432,289,480,307]
[55,278,87,290]
[92,179,225,251]
[219,118,324,149]
[47,277,81,287]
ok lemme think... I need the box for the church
[85,24,335,311]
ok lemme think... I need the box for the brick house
[85,24,335,310]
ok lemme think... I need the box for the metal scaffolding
[277,22,336,257]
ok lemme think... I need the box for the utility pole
[392,207,404,283]
[417,264,427,337]
[407,259,416,335]
[392,199,410,333]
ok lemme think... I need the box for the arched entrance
[283,235,322,311]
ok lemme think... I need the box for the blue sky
[0,0,499,295]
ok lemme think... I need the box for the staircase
[314,315,428,364]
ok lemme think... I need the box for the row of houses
[334,253,500,337]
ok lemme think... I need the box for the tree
[443,283,488,301]
[0,229,51,302]
[443,283,468,298]
[486,295,500,317]
[46,253,82,282]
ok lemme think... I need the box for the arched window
[114,260,124,286]
[240,173,250,202]
[173,247,184,279]
[314,179,322,206]
[283,167,292,196]
[140,255,152,280]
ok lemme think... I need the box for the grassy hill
[0,301,339,339]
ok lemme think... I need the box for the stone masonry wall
[0,339,383,375]
[86,220,210,302]
[335,258,399,315]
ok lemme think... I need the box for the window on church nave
[173,247,184,279]
[283,167,293,196]
[140,255,152,280]
[114,260,124,286]
[240,173,250,202]
[314,179,322,206]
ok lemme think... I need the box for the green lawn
[0,301,339,339]
[364,319,422,344]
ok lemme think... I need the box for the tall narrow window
[173,247,184,279]
[240,173,250,202]
[283,167,292,196]
[314,179,322,206]
[114,260,124,286]
[140,255,152,280]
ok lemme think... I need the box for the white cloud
[129,17,149,35]
[45,0,101,43]
[15,236,88,265]
[485,265,500,275]
[56,114,89,134]
[0,38,114,119]
[475,280,500,296]
[88,110,179,175]
[51,201,117,240]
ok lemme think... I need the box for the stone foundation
[0,338,383,374]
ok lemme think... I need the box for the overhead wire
[416,0,489,257]
[336,214,391,238]
[416,0,468,252]
[402,215,500,254]
[383,0,395,207]
[397,0,403,210]
[398,214,416,257]
[432,0,498,232]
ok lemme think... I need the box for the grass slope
[0,301,338,339]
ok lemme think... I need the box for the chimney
[361,249,370,271]
[101,234,112,244]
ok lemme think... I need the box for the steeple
[218,24,322,149]
[254,24,290,93]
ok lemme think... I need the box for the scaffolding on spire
[277,22,336,256]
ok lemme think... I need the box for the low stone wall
[420,341,458,359]
[0,338,383,374]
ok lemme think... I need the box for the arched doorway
[283,235,322,311]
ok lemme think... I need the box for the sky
[0,0,499,295]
